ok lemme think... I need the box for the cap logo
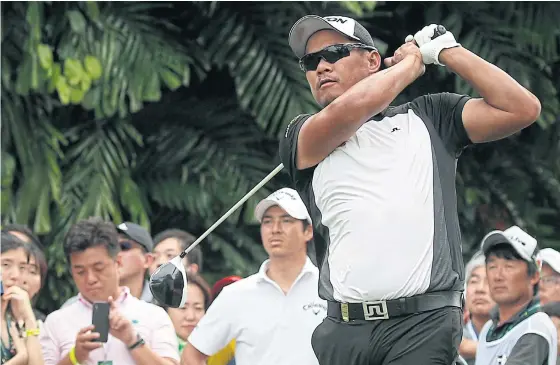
[507,234,527,247]
[325,17,348,24]
[118,223,128,231]
[271,190,298,201]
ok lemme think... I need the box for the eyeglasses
[299,43,378,72]
[540,275,560,286]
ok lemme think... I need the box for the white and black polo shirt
[279,93,472,302]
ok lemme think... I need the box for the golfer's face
[304,30,375,107]
[260,206,311,258]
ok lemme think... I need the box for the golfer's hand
[74,325,103,363]
[405,24,460,65]
[108,296,137,346]
[384,42,425,75]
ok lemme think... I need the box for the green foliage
[1,1,559,314]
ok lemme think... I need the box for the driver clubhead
[149,256,188,308]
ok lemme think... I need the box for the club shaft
[181,163,285,256]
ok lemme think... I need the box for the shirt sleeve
[505,333,549,365]
[409,92,473,156]
[188,286,236,356]
[148,305,180,361]
[39,314,62,365]
[278,113,315,186]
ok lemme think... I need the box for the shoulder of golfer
[294,49,424,170]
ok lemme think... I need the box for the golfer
[279,15,541,365]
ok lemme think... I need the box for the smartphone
[91,302,110,343]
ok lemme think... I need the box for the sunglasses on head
[299,43,378,72]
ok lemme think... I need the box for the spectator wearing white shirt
[40,217,179,365]
[181,188,327,365]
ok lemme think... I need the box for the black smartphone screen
[92,302,110,343]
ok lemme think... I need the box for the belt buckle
[362,300,389,320]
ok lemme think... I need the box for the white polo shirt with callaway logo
[188,258,327,365]
[279,93,472,303]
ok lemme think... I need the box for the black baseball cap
[116,222,154,252]
[289,15,376,59]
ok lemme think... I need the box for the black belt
[327,291,463,322]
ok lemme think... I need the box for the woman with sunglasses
[1,232,44,365]
[279,14,541,365]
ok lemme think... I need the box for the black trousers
[311,306,463,365]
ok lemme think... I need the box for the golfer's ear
[368,51,381,73]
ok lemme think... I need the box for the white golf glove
[405,24,460,66]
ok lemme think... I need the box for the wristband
[128,334,145,350]
[69,346,80,365]
[25,328,40,337]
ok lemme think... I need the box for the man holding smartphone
[40,217,179,365]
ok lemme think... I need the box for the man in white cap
[458,251,496,365]
[476,226,557,365]
[278,13,541,365]
[539,248,560,305]
[181,188,327,365]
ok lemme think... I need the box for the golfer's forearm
[324,55,422,132]
[130,346,177,365]
[297,55,422,169]
[439,47,540,120]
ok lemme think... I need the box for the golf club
[149,163,285,307]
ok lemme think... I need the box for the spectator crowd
[1,187,559,365]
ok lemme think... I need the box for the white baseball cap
[480,225,538,263]
[539,248,560,274]
[289,15,376,59]
[254,188,312,224]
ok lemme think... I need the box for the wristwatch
[128,333,145,350]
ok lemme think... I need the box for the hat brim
[540,249,560,274]
[254,199,310,224]
[481,231,533,262]
[289,15,360,59]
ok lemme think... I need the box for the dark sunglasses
[299,43,378,72]
[120,241,135,251]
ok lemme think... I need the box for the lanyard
[466,320,478,341]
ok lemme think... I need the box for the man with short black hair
[150,229,202,275]
[476,226,557,365]
[40,217,179,365]
[181,188,326,365]
[63,221,155,305]
[538,248,560,305]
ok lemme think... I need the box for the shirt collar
[77,286,130,308]
[490,296,539,328]
[256,256,316,283]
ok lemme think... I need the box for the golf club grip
[433,25,446,38]
[182,163,285,256]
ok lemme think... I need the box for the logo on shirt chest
[303,302,327,315]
